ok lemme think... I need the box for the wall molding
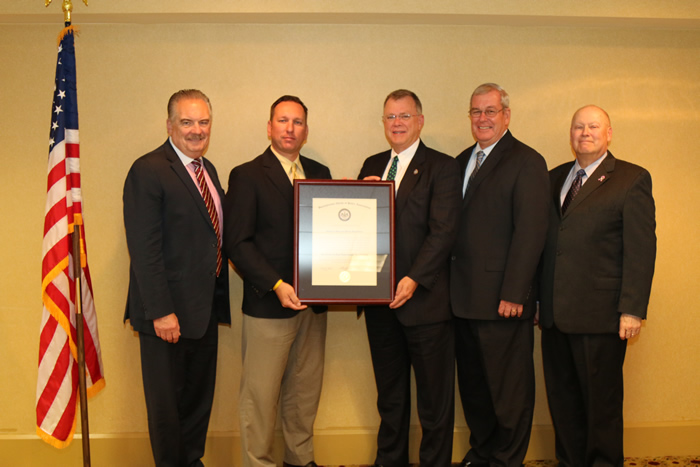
[2,422,698,465]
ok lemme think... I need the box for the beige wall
[1,2,699,464]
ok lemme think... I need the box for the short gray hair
[167,89,212,120]
[471,83,509,109]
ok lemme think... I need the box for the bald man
[538,105,656,466]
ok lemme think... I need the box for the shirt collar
[392,138,421,162]
[574,151,608,179]
[169,137,198,167]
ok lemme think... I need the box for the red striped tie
[192,159,222,276]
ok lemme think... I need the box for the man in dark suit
[224,96,331,467]
[123,89,231,467]
[450,83,550,466]
[539,105,656,466]
[359,89,461,467]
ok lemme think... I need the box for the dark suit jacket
[450,130,550,320]
[224,147,331,319]
[123,140,231,339]
[539,152,656,334]
[358,140,461,327]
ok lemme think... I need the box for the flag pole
[72,226,91,467]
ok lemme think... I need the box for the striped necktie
[469,150,485,184]
[192,159,222,276]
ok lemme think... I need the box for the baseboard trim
[2,422,698,466]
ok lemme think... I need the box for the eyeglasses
[469,108,505,119]
[383,113,420,122]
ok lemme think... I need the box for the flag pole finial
[45,0,88,24]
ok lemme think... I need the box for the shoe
[459,456,488,467]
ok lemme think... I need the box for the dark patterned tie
[192,159,222,276]
[386,156,399,181]
[561,169,586,215]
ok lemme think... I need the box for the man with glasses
[358,89,461,466]
[450,83,550,466]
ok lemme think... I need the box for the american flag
[37,26,105,449]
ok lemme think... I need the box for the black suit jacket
[123,140,231,339]
[358,141,461,326]
[224,147,331,319]
[539,152,656,334]
[450,130,550,320]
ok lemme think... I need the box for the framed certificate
[294,179,395,305]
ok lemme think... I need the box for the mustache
[186,134,207,141]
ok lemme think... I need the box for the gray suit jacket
[539,152,656,334]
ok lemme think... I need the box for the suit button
[212,242,217,248]
[556,250,562,256]
[451,255,457,261]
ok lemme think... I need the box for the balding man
[539,105,656,466]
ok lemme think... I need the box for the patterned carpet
[524,456,700,466]
[329,458,700,466]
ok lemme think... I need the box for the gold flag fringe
[57,25,80,46]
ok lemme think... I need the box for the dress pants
[239,310,327,467]
[455,317,535,467]
[139,312,219,467]
[365,308,455,467]
[541,325,627,467]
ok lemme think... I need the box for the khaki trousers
[240,310,327,467]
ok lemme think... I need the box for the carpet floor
[327,456,700,466]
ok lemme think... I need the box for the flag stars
[54,105,63,115]
[52,121,59,130]
[49,137,55,147]
[57,90,66,99]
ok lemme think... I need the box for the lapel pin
[413,169,419,175]
[598,175,606,182]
